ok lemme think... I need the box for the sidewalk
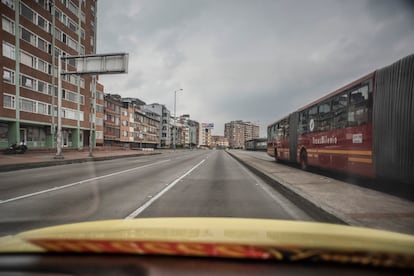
[227,150,414,235]
[0,148,161,172]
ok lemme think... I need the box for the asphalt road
[0,150,311,235]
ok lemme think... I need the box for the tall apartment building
[224,120,259,149]
[1,0,103,149]
[143,103,171,148]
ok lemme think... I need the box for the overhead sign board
[202,123,214,129]
[62,53,129,75]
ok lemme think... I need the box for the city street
[0,150,311,236]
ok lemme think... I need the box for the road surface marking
[0,159,170,205]
[125,158,206,219]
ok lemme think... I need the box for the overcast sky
[97,0,414,136]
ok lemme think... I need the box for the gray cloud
[97,0,414,136]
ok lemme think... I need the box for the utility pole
[173,89,183,150]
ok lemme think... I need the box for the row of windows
[4,67,52,96]
[2,0,85,25]
[62,89,85,105]
[4,92,85,121]
[54,27,83,52]
[2,42,85,87]
[2,2,84,54]
[55,6,85,39]
[3,15,85,64]
[2,16,51,55]
[268,83,372,138]
[4,93,51,115]
[20,2,51,33]
[3,67,85,105]
[3,42,52,75]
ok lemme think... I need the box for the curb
[225,150,348,225]
[0,152,162,172]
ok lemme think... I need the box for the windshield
[0,0,413,259]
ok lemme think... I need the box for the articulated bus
[267,54,413,184]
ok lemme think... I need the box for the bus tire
[274,148,279,162]
[300,150,308,170]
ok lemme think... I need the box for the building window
[21,4,35,23]
[3,68,14,83]
[37,102,48,115]
[96,117,103,126]
[68,1,78,15]
[68,18,77,32]
[2,16,14,34]
[1,0,14,9]
[37,14,45,27]
[37,81,47,94]
[55,28,62,40]
[2,42,15,60]
[20,51,36,68]
[21,28,35,44]
[20,98,36,113]
[21,75,36,89]
[3,94,15,109]
[37,37,48,52]
[68,37,77,50]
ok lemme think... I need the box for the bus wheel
[274,149,278,162]
[300,150,308,170]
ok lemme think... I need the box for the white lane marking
[0,159,170,205]
[125,158,206,219]
[229,154,304,220]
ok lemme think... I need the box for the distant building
[211,136,229,149]
[103,95,160,148]
[199,124,212,148]
[177,114,199,148]
[143,103,171,148]
[104,94,122,144]
[224,120,259,149]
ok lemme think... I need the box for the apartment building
[135,106,160,149]
[103,93,121,144]
[176,114,199,148]
[120,99,134,143]
[102,95,160,149]
[143,103,171,148]
[1,0,103,149]
[199,123,212,148]
[224,120,259,149]
[211,135,229,149]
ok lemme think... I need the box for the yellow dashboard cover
[0,218,413,268]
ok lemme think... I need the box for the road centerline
[125,158,206,219]
[0,159,170,205]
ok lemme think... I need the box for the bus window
[348,85,369,126]
[308,106,318,132]
[318,101,332,131]
[333,93,348,129]
[298,111,308,134]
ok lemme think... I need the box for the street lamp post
[173,89,183,150]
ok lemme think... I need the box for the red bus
[267,54,414,184]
